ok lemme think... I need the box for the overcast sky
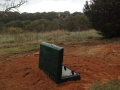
[0,0,86,13]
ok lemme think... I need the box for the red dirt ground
[0,43,120,90]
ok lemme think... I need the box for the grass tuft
[89,80,120,90]
[0,44,39,56]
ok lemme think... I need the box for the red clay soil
[0,43,120,90]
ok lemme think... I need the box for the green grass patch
[0,44,39,56]
[19,44,39,51]
[89,80,120,90]
[65,40,87,45]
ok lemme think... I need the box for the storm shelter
[39,42,80,84]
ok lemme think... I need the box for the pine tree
[83,0,120,38]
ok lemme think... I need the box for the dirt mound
[0,43,120,90]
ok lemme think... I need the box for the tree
[0,0,27,16]
[72,12,83,16]
[63,11,70,18]
[64,15,76,31]
[74,14,91,30]
[83,0,120,38]
[63,14,91,31]
[6,20,24,28]
[0,22,5,32]
[25,20,39,32]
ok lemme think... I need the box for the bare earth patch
[0,43,120,90]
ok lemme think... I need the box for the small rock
[118,76,120,80]
[34,52,39,56]
[108,64,113,67]
[112,50,117,53]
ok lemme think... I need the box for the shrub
[8,27,23,34]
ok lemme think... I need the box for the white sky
[0,0,86,13]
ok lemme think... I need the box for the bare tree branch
[4,0,27,13]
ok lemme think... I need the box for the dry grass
[89,80,120,90]
[0,29,102,48]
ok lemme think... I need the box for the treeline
[0,11,91,33]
